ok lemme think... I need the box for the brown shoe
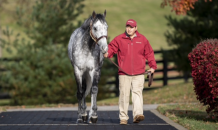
[133,115,144,123]
[120,119,127,125]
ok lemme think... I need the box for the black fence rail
[149,50,191,86]
[0,50,192,98]
[106,50,192,96]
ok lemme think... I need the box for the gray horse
[68,11,108,123]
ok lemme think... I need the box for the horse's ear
[103,10,106,18]
[92,11,96,19]
[90,20,93,27]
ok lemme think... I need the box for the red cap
[126,19,137,27]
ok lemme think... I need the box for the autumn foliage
[188,39,218,114]
[161,0,212,15]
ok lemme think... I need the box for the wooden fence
[0,50,192,98]
[106,50,192,96]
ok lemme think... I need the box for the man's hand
[147,68,155,74]
[104,52,108,58]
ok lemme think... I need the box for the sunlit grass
[157,104,218,130]
[79,0,182,50]
[0,0,184,57]
[0,82,196,108]
[97,82,197,105]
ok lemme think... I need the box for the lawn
[0,0,187,91]
[97,82,197,105]
[0,82,197,108]
[79,0,180,50]
[0,0,190,107]
[157,104,218,130]
[0,0,183,57]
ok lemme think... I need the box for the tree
[164,0,218,73]
[16,0,84,47]
[0,0,118,105]
[0,0,8,58]
[0,0,85,105]
[161,0,212,15]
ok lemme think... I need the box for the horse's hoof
[90,117,98,123]
[76,119,83,124]
[82,115,88,123]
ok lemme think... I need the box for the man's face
[126,25,137,36]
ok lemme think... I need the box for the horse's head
[90,10,108,54]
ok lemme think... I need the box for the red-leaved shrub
[188,39,218,114]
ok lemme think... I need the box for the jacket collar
[122,30,140,39]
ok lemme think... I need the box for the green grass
[0,82,196,107]
[0,0,184,57]
[79,0,182,50]
[157,104,218,130]
[143,82,197,104]
[0,99,10,106]
[96,82,197,105]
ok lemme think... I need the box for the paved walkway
[0,105,187,130]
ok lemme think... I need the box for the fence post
[184,71,189,83]
[163,51,168,86]
[0,25,2,58]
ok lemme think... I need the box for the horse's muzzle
[102,46,108,54]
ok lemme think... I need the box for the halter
[90,20,107,44]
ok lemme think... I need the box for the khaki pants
[119,75,144,120]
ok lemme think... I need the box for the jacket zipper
[131,39,133,75]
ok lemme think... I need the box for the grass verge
[157,103,218,130]
[0,82,197,109]
[97,82,198,105]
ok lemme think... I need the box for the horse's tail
[84,88,90,98]
[76,78,87,100]
[84,74,92,98]
[68,33,74,64]
[68,28,81,64]
[82,78,87,98]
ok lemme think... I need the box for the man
[104,19,157,125]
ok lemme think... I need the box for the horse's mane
[81,14,106,30]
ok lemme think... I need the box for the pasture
[0,0,187,87]
[0,0,192,100]
[0,0,182,57]
[79,0,181,50]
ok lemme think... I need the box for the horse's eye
[94,27,97,31]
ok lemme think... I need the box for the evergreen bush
[0,0,117,105]
[1,42,77,105]
[165,0,218,73]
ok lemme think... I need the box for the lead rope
[107,58,153,87]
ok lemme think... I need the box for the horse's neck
[81,29,95,51]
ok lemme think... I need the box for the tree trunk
[0,28,1,58]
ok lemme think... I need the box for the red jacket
[108,31,157,75]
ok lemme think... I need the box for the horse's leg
[81,78,87,123]
[89,71,100,123]
[73,66,84,123]
[80,71,93,123]
[81,96,88,123]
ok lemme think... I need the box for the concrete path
[0,104,187,130]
